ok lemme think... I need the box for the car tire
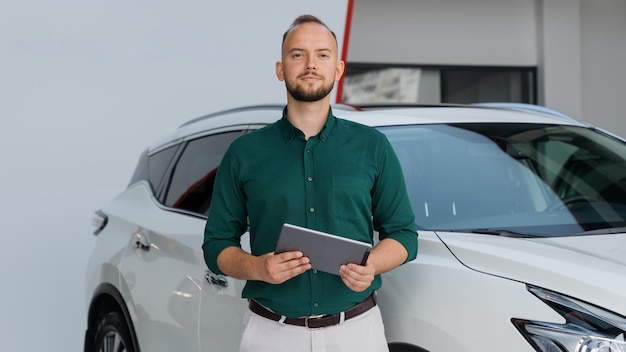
[91,311,135,352]
[388,343,429,352]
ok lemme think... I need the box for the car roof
[148,103,590,153]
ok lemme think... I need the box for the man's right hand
[216,247,310,284]
[258,251,311,284]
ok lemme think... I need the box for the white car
[84,103,626,352]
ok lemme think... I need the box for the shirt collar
[279,105,337,143]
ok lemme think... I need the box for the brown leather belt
[248,293,377,329]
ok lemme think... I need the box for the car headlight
[512,285,626,352]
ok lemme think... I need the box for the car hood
[436,231,626,314]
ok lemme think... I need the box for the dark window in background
[441,67,535,104]
[342,64,536,105]
[164,131,243,215]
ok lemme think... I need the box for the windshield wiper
[572,226,626,236]
[445,229,543,238]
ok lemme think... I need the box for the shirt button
[306,149,311,153]
[309,207,315,213]
[313,302,319,308]
[307,176,313,182]
[312,269,318,274]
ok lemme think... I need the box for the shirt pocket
[331,175,372,221]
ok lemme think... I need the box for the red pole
[336,0,354,103]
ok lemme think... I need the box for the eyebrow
[289,47,332,54]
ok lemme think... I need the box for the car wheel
[91,311,135,352]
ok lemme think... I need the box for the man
[203,14,417,352]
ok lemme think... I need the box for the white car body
[85,104,626,352]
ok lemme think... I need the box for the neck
[285,98,330,140]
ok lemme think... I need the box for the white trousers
[239,305,390,352]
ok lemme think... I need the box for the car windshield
[381,123,626,237]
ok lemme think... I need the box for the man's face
[276,22,345,102]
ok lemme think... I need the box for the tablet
[275,223,372,275]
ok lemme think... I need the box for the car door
[197,125,266,351]
[121,128,246,351]
[171,129,252,351]
[199,240,249,351]
[119,198,208,352]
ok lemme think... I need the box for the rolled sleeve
[383,229,418,263]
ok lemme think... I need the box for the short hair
[281,14,338,48]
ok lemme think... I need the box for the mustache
[298,71,322,79]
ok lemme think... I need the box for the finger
[272,250,306,263]
[273,253,310,271]
[342,263,370,280]
[264,252,311,284]
[340,265,373,292]
[273,261,311,284]
[340,265,362,285]
[340,272,368,292]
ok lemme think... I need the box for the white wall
[348,0,537,66]
[0,1,347,350]
[536,0,583,120]
[581,0,626,137]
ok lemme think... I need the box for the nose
[305,56,317,70]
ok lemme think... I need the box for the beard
[285,74,335,102]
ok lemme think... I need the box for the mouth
[299,73,321,82]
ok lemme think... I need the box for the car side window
[164,131,243,216]
[148,145,179,194]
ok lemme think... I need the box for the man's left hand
[339,261,375,292]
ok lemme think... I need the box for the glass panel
[164,131,242,216]
[148,145,178,195]
[382,123,626,237]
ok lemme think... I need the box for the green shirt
[203,106,417,318]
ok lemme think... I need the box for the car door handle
[205,271,228,287]
[133,232,150,251]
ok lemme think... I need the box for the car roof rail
[178,103,360,128]
[332,103,361,111]
[179,104,285,128]
[471,102,581,124]
[347,103,469,110]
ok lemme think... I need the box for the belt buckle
[304,314,326,330]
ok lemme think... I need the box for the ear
[335,60,345,81]
[275,61,284,81]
